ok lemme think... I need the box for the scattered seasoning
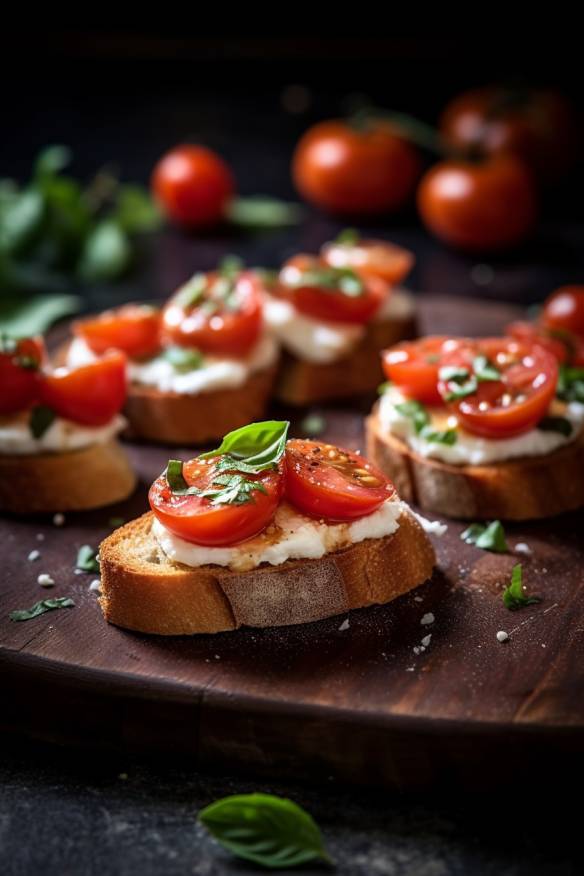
[53,513,65,526]
[37,573,55,588]
[420,612,435,626]
[36,533,45,542]
[414,596,423,603]
[421,634,432,648]
[27,550,40,562]
[502,564,542,611]
[515,542,532,556]
[9,597,74,622]
[496,630,509,643]
[89,580,101,592]
[338,618,350,631]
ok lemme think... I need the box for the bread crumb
[496,630,509,643]
[338,618,350,631]
[28,550,40,562]
[420,612,435,626]
[53,513,65,526]
[37,573,55,588]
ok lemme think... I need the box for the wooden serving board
[1,296,583,790]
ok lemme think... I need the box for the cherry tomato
[440,86,579,184]
[440,339,558,439]
[292,119,421,216]
[40,351,127,427]
[152,145,235,229]
[321,236,414,285]
[382,337,461,406]
[277,255,386,325]
[149,457,284,547]
[285,439,394,522]
[162,269,263,356]
[542,286,584,339]
[417,154,537,253]
[507,321,570,364]
[0,337,46,415]
[74,304,161,360]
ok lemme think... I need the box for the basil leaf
[473,354,501,382]
[227,197,304,229]
[174,273,208,309]
[395,400,430,434]
[377,381,392,395]
[502,564,542,611]
[441,377,478,402]
[438,365,469,383]
[0,188,44,254]
[10,596,74,622]
[299,413,327,437]
[76,544,100,573]
[77,220,131,281]
[34,145,72,181]
[557,366,584,403]
[285,265,365,298]
[199,793,332,869]
[162,346,204,373]
[113,185,162,233]
[164,460,267,505]
[537,416,573,437]
[0,293,81,335]
[199,421,290,472]
[461,520,508,553]
[420,426,457,445]
[165,459,189,492]
[219,254,243,278]
[335,228,360,245]
[29,405,56,439]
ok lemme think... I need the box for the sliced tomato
[382,337,463,405]
[0,336,46,415]
[440,339,558,439]
[542,286,584,339]
[74,304,161,359]
[277,254,386,325]
[40,351,127,426]
[507,320,571,364]
[162,269,263,356]
[285,439,394,522]
[149,457,284,546]
[321,237,414,285]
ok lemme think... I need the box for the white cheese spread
[0,413,126,455]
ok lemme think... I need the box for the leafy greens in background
[0,145,162,295]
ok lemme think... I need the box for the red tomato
[152,145,235,229]
[74,304,161,360]
[285,439,394,522]
[542,286,584,339]
[417,155,537,253]
[292,119,421,216]
[149,457,284,547]
[0,337,46,415]
[162,269,263,356]
[321,237,414,285]
[507,321,570,364]
[440,86,579,184]
[277,255,386,325]
[440,339,558,439]
[382,337,461,405]
[40,351,127,426]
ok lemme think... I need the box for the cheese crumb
[53,513,65,526]
[338,618,350,631]
[496,630,509,643]
[412,512,448,537]
[515,542,532,556]
[414,596,423,603]
[28,550,40,562]
[37,573,55,588]
[36,533,45,542]
[89,580,101,592]
[421,634,432,648]
[420,612,435,626]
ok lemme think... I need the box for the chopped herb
[377,381,391,395]
[218,254,243,278]
[502,564,542,611]
[226,196,304,229]
[108,516,125,528]
[335,228,360,245]
[10,596,74,622]
[439,365,470,383]
[76,544,100,573]
[199,792,332,869]
[164,461,267,506]
[473,354,501,382]
[165,459,189,492]
[299,413,327,437]
[557,366,584,403]
[29,405,56,439]
[537,416,573,437]
[199,420,289,473]
[395,400,430,434]
[421,427,457,445]
[285,265,365,298]
[174,273,208,309]
[461,520,508,553]
[438,365,478,401]
[162,345,205,373]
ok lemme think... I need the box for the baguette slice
[366,406,584,521]
[275,311,416,406]
[99,509,435,635]
[124,364,278,445]
[0,440,136,514]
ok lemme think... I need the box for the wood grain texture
[1,296,583,790]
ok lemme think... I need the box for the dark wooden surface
[1,295,583,791]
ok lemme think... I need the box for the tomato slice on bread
[74,304,161,359]
[277,254,387,325]
[0,336,46,415]
[162,268,263,356]
[321,234,414,285]
[542,286,584,339]
[382,337,461,405]
[40,351,127,427]
[285,439,394,522]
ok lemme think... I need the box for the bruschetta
[366,336,584,520]
[67,258,279,445]
[263,232,417,405]
[99,420,435,635]
[0,336,135,513]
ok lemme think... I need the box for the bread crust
[0,440,136,514]
[366,406,584,521]
[275,312,416,405]
[99,509,435,635]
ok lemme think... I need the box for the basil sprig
[537,416,573,437]
[503,564,542,611]
[29,405,56,439]
[76,544,100,573]
[461,520,508,553]
[439,356,500,402]
[199,420,290,473]
[199,793,332,869]
[557,366,584,403]
[10,596,74,622]
[286,265,365,298]
[472,354,501,382]
[165,465,268,506]
[162,345,205,373]
[395,400,457,445]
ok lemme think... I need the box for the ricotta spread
[0,413,126,455]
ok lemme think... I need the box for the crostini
[67,258,279,444]
[99,420,435,635]
[263,231,417,405]
[366,336,584,520]
[0,336,135,514]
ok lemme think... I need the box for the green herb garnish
[199,793,332,869]
[162,345,205,373]
[0,294,80,335]
[29,405,56,439]
[76,544,100,573]
[421,428,458,445]
[285,265,365,298]
[473,354,501,382]
[502,564,542,611]
[173,273,208,309]
[395,400,457,445]
[557,366,584,403]
[199,420,289,473]
[165,461,267,506]
[299,413,327,437]
[10,596,74,622]
[537,416,573,437]
[226,197,304,230]
[335,227,360,245]
[108,517,125,528]
[377,381,391,395]
[438,365,478,401]
[461,520,508,553]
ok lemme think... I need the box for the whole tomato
[440,86,579,184]
[152,145,235,229]
[292,119,421,216]
[417,154,538,253]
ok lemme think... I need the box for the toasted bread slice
[366,407,584,521]
[124,364,278,445]
[0,440,136,514]
[99,509,435,635]
[275,311,416,406]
